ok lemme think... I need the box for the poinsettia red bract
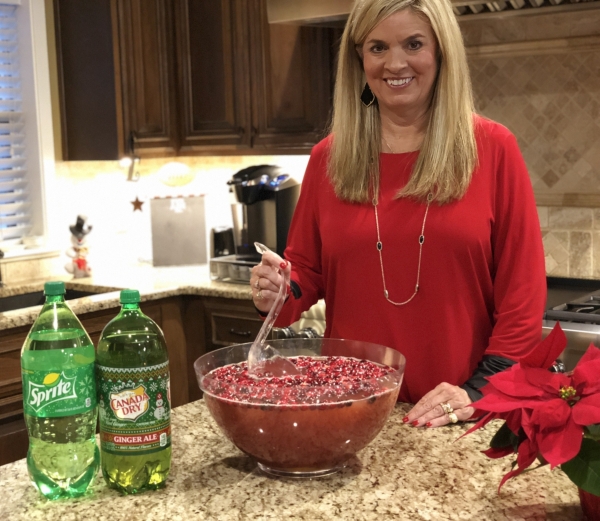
[464,323,600,490]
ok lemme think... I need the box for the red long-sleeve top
[276,116,547,403]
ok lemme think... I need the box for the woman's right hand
[250,251,291,314]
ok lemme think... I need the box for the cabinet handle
[229,328,251,337]
[250,126,258,147]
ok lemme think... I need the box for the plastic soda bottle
[21,281,99,499]
[96,289,171,494]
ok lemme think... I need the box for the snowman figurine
[65,215,93,278]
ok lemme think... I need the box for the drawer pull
[229,328,251,337]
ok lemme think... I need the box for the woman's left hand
[404,383,474,428]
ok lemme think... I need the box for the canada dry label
[97,361,171,455]
[21,344,97,418]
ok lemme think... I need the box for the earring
[360,83,376,107]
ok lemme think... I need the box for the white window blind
[0,4,28,246]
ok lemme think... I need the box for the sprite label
[97,361,171,455]
[21,344,97,417]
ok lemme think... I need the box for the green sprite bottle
[96,289,171,494]
[21,281,99,500]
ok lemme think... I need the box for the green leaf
[561,439,600,496]
[490,422,520,451]
[585,424,600,442]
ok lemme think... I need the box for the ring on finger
[448,412,458,424]
[440,402,453,415]
[257,289,263,300]
[254,279,260,289]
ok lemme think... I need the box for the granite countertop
[0,401,581,521]
[0,264,252,331]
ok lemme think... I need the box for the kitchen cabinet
[113,0,179,157]
[54,0,338,159]
[53,0,120,160]
[0,297,188,466]
[175,0,337,154]
[183,296,263,404]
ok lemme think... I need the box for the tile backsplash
[463,9,600,279]
[539,207,600,279]
[470,52,600,198]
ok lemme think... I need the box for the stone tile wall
[538,206,600,278]
[462,10,600,278]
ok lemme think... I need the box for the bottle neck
[45,294,66,304]
[121,302,141,311]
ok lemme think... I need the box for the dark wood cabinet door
[174,0,251,153]
[247,1,335,151]
[54,0,120,160]
[114,0,179,157]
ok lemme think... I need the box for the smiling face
[360,9,439,121]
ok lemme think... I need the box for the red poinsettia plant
[465,323,600,496]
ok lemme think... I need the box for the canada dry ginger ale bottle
[96,289,171,494]
[21,281,99,499]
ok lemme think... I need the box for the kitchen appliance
[210,165,300,283]
[150,195,207,267]
[266,0,600,25]
[210,227,235,258]
[543,278,600,371]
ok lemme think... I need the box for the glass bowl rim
[194,337,405,406]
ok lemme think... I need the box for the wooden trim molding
[467,35,600,59]
[535,192,600,208]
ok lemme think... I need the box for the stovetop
[544,290,600,325]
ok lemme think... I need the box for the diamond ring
[439,402,453,415]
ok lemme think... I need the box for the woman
[250,0,546,428]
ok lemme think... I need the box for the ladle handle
[251,243,288,346]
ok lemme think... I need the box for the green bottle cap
[44,281,65,296]
[120,289,141,304]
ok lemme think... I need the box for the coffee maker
[209,165,300,283]
[228,165,299,257]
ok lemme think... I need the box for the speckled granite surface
[0,264,252,330]
[0,401,581,521]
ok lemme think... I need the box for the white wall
[51,155,310,275]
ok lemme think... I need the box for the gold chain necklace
[376,136,433,306]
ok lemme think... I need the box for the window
[0,0,54,254]
[0,4,27,244]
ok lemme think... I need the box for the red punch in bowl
[194,338,405,478]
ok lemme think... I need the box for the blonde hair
[328,0,477,204]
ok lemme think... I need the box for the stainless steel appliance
[150,195,207,267]
[266,0,600,26]
[210,227,235,258]
[210,165,300,284]
[543,279,600,371]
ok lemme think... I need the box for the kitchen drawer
[211,313,263,347]
[0,326,29,355]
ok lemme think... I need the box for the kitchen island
[0,400,581,521]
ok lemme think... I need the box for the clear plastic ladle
[247,242,300,377]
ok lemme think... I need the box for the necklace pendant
[377,241,382,251]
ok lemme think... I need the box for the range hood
[267,0,600,25]
[266,0,353,26]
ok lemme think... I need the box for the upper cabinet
[114,0,179,157]
[54,0,339,160]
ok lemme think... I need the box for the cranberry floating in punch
[194,338,404,478]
